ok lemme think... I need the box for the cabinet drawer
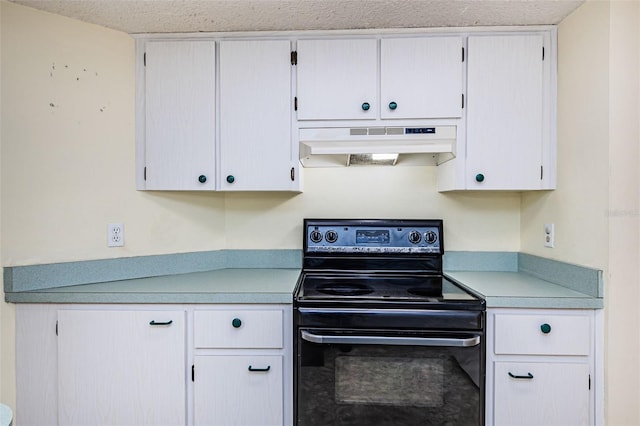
[194,309,283,349]
[494,313,591,355]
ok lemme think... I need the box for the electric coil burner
[294,219,486,426]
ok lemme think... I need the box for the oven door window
[297,329,483,426]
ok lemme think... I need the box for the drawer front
[494,313,591,355]
[194,309,283,349]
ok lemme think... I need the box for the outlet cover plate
[108,223,124,247]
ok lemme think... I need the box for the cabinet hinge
[290,167,295,181]
[144,166,147,181]
[540,165,543,180]
[143,52,146,67]
[56,320,58,336]
[291,51,297,66]
[192,364,195,382]
[294,97,298,111]
[462,46,465,62]
[461,93,465,109]
[542,46,545,61]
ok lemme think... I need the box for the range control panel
[304,219,443,254]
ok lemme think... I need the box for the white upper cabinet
[296,38,378,120]
[144,41,216,190]
[136,28,556,192]
[296,36,464,122]
[380,36,463,119]
[219,40,299,191]
[465,33,552,190]
[438,31,556,191]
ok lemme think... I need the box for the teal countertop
[446,271,603,309]
[6,268,300,304]
[4,250,604,309]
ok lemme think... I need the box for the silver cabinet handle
[300,330,480,347]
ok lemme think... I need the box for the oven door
[296,329,484,426]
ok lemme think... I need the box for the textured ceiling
[9,0,585,34]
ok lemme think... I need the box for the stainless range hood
[299,125,456,167]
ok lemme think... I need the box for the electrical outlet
[108,223,124,247]
[544,223,555,248]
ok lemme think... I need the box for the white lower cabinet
[487,308,597,426]
[192,307,289,425]
[493,361,590,426]
[194,355,283,426]
[57,309,187,426]
[15,303,292,426]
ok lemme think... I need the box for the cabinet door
[219,40,297,190]
[194,355,283,426]
[466,34,545,189]
[57,310,186,426]
[381,37,463,119]
[493,362,590,426]
[145,41,216,190]
[297,38,377,120]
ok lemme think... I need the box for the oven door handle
[300,330,480,347]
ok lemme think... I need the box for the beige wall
[521,0,640,424]
[0,0,9,413]
[0,0,523,414]
[606,0,640,423]
[520,1,610,269]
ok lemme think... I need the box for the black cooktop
[295,273,484,311]
[296,219,485,311]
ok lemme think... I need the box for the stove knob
[310,230,323,243]
[425,231,438,244]
[325,230,338,243]
[408,230,422,244]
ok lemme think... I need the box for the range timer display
[356,230,390,245]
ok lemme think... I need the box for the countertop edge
[482,296,604,309]
[5,291,294,305]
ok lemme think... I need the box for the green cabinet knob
[389,101,398,110]
[232,318,242,328]
[361,102,370,111]
[226,175,235,184]
[540,323,552,334]
[198,175,207,183]
[475,173,485,183]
